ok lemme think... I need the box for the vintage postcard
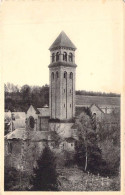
[0,0,124,194]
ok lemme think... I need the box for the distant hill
[4,83,120,112]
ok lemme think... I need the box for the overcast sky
[2,0,124,93]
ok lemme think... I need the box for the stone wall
[49,66,76,120]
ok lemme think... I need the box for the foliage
[76,90,120,97]
[5,83,49,112]
[97,111,120,176]
[75,112,108,176]
[4,167,20,191]
[5,82,120,112]
[30,146,59,191]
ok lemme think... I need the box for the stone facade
[49,31,77,120]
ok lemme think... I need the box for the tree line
[5,83,120,112]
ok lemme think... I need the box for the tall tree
[30,146,59,191]
[75,112,105,174]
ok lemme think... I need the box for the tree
[75,112,105,175]
[4,167,19,190]
[30,146,59,191]
[97,111,120,176]
[20,85,31,101]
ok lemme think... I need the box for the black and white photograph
[1,0,124,192]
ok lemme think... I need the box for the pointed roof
[49,31,77,50]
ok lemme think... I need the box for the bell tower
[48,31,77,120]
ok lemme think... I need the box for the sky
[1,0,124,93]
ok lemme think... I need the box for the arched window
[51,72,54,80]
[69,53,73,62]
[64,71,67,78]
[52,53,55,62]
[63,52,67,61]
[56,52,59,61]
[56,71,59,78]
[29,116,35,129]
[69,72,73,79]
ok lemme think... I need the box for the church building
[5,31,78,171]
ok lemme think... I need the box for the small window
[70,104,71,108]
[52,53,55,62]
[71,143,73,147]
[70,89,71,93]
[51,72,54,80]
[70,72,73,79]
[69,53,73,62]
[64,72,67,78]
[64,89,65,93]
[63,52,67,61]
[56,52,59,61]
[56,71,59,78]
[64,104,65,108]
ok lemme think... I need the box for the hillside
[5,83,120,112]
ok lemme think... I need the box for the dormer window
[63,52,67,61]
[69,53,73,62]
[56,52,59,61]
[52,53,55,62]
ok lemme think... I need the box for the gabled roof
[27,105,40,114]
[49,31,77,50]
[90,104,104,113]
[76,95,120,107]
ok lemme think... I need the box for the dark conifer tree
[30,146,59,191]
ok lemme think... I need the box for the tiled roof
[49,31,76,50]
[76,95,120,107]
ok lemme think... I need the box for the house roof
[5,112,26,120]
[5,129,26,140]
[5,129,56,141]
[90,104,104,113]
[37,107,49,117]
[13,119,25,130]
[49,31,77,50]
[76,95,120,107]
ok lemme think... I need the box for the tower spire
[49,31,76,51]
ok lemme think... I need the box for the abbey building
[4,31,120,171]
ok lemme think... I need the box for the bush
[30,146,59,191]
[4,167,19,191]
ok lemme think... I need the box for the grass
[57,166,120,191]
